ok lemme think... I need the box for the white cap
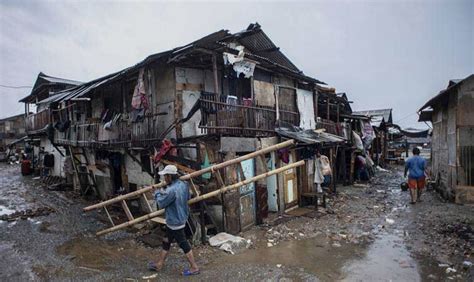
[158,164,178,175]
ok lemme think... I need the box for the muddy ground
[0,162,472,281]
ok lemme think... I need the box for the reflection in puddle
[342,234,420,281]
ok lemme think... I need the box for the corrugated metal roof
[276,122,346,144]
[352,109,393,124]
[39,73,82,86]
[40,23,326,104]
[19,72,83,103]
[419,74,474,111]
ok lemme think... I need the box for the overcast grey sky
[0,0,472,128]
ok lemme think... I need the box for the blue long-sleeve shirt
[154,179,190,228]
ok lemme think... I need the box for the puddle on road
[218,234,368,280]
[56,236,159,272]
[341,233,420,281]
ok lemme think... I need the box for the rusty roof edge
[418,74,474,112]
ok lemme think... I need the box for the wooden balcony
[25,109,50,134]
[199,93,299,137]
[54,114,164,148]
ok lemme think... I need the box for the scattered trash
[0,206,55,222]
[332,242,341,248]
[376,166,389,172]
[445,267,456,274]
[438,263,450,268]
[219,243,235,254]
[385,218,395,225]
[142,274,158,279]
[209,232,249,254]
[267,242,273,247]
[276,264,282,268]
[462,261,472,268]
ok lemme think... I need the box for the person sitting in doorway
[404,147,427,204]
[148,165,200,276]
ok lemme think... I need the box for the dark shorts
[162,226,191,254]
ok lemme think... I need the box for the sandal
[182,269,200,276]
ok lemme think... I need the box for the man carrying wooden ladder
[148,164,200,276]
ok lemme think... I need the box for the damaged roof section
[352,108,393,127]
[39,23,325,105]
[276,122,346,145]
[19,72,82,103]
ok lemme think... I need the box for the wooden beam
[121,200,134,221]
[212,54,219,94]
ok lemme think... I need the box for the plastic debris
[445,267,456,274]
[385,218,395,225]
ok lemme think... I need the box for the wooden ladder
[83,140,302,236]
[69,146,98,196]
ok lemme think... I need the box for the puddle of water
[341,233,420,282]
[56,237,159,271]
[218,234,368,280]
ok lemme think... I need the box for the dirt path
[0,163,472,281]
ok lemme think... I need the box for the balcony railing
[54,114,164,147]
[199,93,299,137]
[26,109,50,134]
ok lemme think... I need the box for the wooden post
[95,161,305,236]
[326,98,330,120]
[212,54,219,95]
[275,85,280,121]
[314,90,319,120]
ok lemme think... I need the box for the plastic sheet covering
[296,89,315,130]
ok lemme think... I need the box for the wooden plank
[237,163,246,181]
[215,170,225,188]
[121,200,134,221]
[104,207,115,226]
[189,178,200,196]
[142,194,154,213]
[259,155,269,173]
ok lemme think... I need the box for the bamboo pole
[96,160,305,236]
[83,139,295,212]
